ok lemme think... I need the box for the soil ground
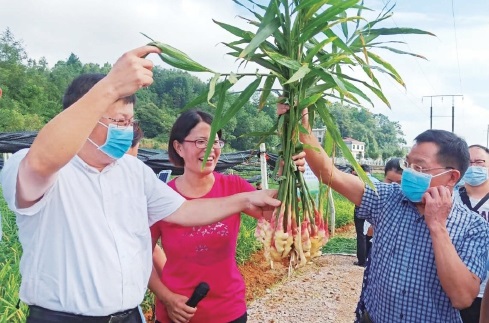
[246,254,363,322]
[239,223,357,304]
[241,224,363,322]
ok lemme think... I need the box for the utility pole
[422,95,463,132]
[487,125,489,148]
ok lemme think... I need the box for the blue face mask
[463,166,488,187]
[401,168,452,202]
[89,123,133,159]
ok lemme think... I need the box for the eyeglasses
[183,139,225,149]
[399,159,454,174]
[470,159,486,166]
[101,116,137,129]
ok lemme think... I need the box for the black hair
[62,73,136,110]
[168,109,222,167]
[414,129,469,176]
[131,121,144,148]
[384,158,403,176]
[360,164,371,173]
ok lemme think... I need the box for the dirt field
[240,225,364,323]
[243,254,363,322]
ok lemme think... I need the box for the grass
[0,187,28,322]
[329,190,355,229]
[236,215,262,265]
[322,237,356,254]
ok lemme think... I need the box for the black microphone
[185,282,210,307]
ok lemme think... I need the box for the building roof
[343,137,365,145]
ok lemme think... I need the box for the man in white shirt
[0,46,280,323]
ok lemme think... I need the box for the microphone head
[185,282,210,307]
[195,282,210,296]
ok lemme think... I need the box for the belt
[28,305,139,323]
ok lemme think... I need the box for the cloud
[1,0,488,148]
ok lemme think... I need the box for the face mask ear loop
[87,137,99,148]
[86,121,108,148]
[432,169,453,179]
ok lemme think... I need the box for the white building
[343,137,365,159]
[312,127,326,145]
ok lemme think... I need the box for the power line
[380,0,438,95]
[450,0,464,93]
[378,71,425,114]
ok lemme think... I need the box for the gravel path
[247,254,364,323]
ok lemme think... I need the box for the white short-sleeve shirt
[0,149,185,315]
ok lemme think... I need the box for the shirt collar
[74,155,118,173]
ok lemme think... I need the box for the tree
[0,28,27,64]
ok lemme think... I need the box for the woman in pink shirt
[149,110,271,323]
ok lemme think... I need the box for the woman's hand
[163,292,196,323]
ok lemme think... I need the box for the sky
[1,0,488,147]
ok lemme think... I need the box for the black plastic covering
[0,132,274,175]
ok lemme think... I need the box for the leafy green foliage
[0,28,408,159]
[146,3,432,262]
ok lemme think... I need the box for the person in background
[149,109,305,323]
[256,181,263,190]
[383,157,404,184]
[0,47,281,323]
[353,164,379,267]
[480,283,489,323]
[456,145,489,323]
[277,102,489,323]
[364,158,404,256]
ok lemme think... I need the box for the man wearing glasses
[278,103,489,323]
[454,145,489,323]
[0,46,281,323]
